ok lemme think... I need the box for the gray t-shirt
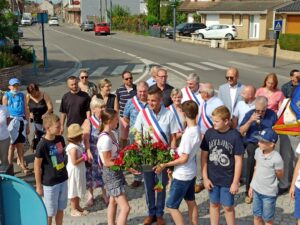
[250,148,283,196]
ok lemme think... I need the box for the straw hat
[67,124,83,138]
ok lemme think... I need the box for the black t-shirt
[149,84,174,107]
[60,91,90,127]
[35,136,68,186]
[200,128,244,187]
[95,93,116,110]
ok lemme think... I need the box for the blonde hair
[212,106,231,121]
[98,78,112,90]
[171,88,182,98]
[100,109,118,132]
[90,97,105,110]
[43,113,60,129]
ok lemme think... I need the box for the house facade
[276,1,300,34]
[39,0,54,16]
[63,0,81,24]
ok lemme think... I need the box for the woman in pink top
[255,73,285,112]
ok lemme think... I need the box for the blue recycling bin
[0,174,47,225]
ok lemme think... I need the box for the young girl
[66,123,88,217]
[290,142,300,225]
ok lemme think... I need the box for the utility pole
[172,0,176,42]
[99,0,102,22]
[105,0,107,22]
[110,0,112,27]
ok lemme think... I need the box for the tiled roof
[178,1,218,12]
[195,0,290,13]
[277,0,300,12]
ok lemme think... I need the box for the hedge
[279,33,300,52]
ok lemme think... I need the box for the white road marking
[111,65,128,75]
[228,61,258,69]
[89,66,108,77]
[201,62,228,70]
[131,64,145,74]
[184,62,213,71]
[56,100,61,104]
[166,63,194,71]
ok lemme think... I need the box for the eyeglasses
[225,76,234,80]
[80,76,88,79]
[124,77,133,80]
[255,109,266,113]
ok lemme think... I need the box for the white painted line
[131,64,145,74]
[46,68,65,76]
[56,99,61,104]
[184,62,213,71]
[228,61,258,69]
[201,62,228,70]
[127,53,136,57]
[89,66,108,77]
[111,65,128,75]
[166,63,194,71]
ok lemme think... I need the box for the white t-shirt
[173,126,201,181]
[97,131,119,163]
[0,105,10,141]
[295,143,300,189]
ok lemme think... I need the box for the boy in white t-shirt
[290,142,300,225]
[155,100,200,225]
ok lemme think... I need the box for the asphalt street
[16,24,300,225]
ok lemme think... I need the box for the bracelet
[82,153,88,161]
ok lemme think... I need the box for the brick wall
[0,66,22,91]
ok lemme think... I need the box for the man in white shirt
[181,73,203,106]
[232,85,256,130]
[218,67,244,113]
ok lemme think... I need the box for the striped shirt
[116,84,137,117]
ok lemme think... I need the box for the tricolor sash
[167,104,184,132]
[185,87,201,106]
[90,115,100,129]
[198,102,213,129]
[132,96,144,112]
[142,108,169,145]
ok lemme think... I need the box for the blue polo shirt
[240,109,277,144]
[123,97,147,128]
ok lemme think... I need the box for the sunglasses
[80,76,88,79]
[255,110,266,113]
[124,77,133,80]
[225,76,235,80]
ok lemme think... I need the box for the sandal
[86,198,94,207]
[70,209,83,217]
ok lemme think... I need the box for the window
[232,14,243,26]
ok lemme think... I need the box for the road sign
[37,13,48,23]
[274,20,283,31]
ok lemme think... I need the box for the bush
[20,48,33,63]
[0,50,16,68]
[279,33,300,52]
[112,15,148,34]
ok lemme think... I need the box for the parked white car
[195,24,238,40]
[21,17,32,26]
[49,17,59,26]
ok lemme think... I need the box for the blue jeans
[253,190,276,222]
[143,170,168,217]
[294,186,300,219]
[209,185,234,206]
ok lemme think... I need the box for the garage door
[206,14,220,26]
[286,15,300,34]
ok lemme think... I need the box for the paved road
[16,24,299,225]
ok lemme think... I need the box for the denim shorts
[43,180,68,217]
[166,177,196,209]
[253,190,277,221]
[295,186,300,219]
[209,185,234,206]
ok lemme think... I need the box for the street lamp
[171,0,177,42]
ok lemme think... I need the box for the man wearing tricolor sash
[134,87,178,225]
[123,81,149,188]
[181,73,203,106]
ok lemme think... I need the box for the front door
[249,15,260,39]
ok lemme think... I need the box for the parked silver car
[80,21,95,31]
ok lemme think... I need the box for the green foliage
[279,33,300,52]
[111,4,130,17]
[176,11,187,25]
[0,49,16,68]
[112,14,148,33]
[193,13,202,23]
[147,0,160,20]
[147,14,159,26]
[0,0,18,40]
[160,4,172,25]
[20,48,33,63]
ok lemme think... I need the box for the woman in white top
[97,109,130,225]
[0,105,10,166]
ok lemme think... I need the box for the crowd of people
[0,66,300,225]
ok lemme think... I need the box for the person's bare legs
[210,203,220,225]
[70,197,79,211]
[167,207,185,225]
[15,143,26,168]
[47,217,52,225]
[265,220,274,225]
[8,144,15,164]
[186,200,198,225]
[115,194,130,225]
[102,187,109,204]
[107,196,117,225]
[254,216,263,225]
[55,210,64,225]
[224,206,235,225]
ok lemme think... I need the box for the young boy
[34,113,68,225]
[155,100,200,225]
[201,105,244,225]
[249,128,283,225]
[289,142,300,225]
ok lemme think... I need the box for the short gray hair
[201,83,214,97]
[255,96,268,107]
[136,80,149,89]
[187,73,200,83]
[90,97,105,110]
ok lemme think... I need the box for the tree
[147,0,160,21]
[0,0,18,40]
[111,4,130,17]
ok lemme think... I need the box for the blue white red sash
[132,96,144,112]
[185,87,200,106]
[167,104,184,132]
[142,108,169,145]
[90,115,100,129]
[198,102,213,129]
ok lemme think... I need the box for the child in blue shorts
[290,142,300,225]
[201,106,244,225]
[155,100,201,225]
[34,113,68,225]
[249,128,283,225]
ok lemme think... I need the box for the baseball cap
[254,128,278,143]
[9,78,21,86]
